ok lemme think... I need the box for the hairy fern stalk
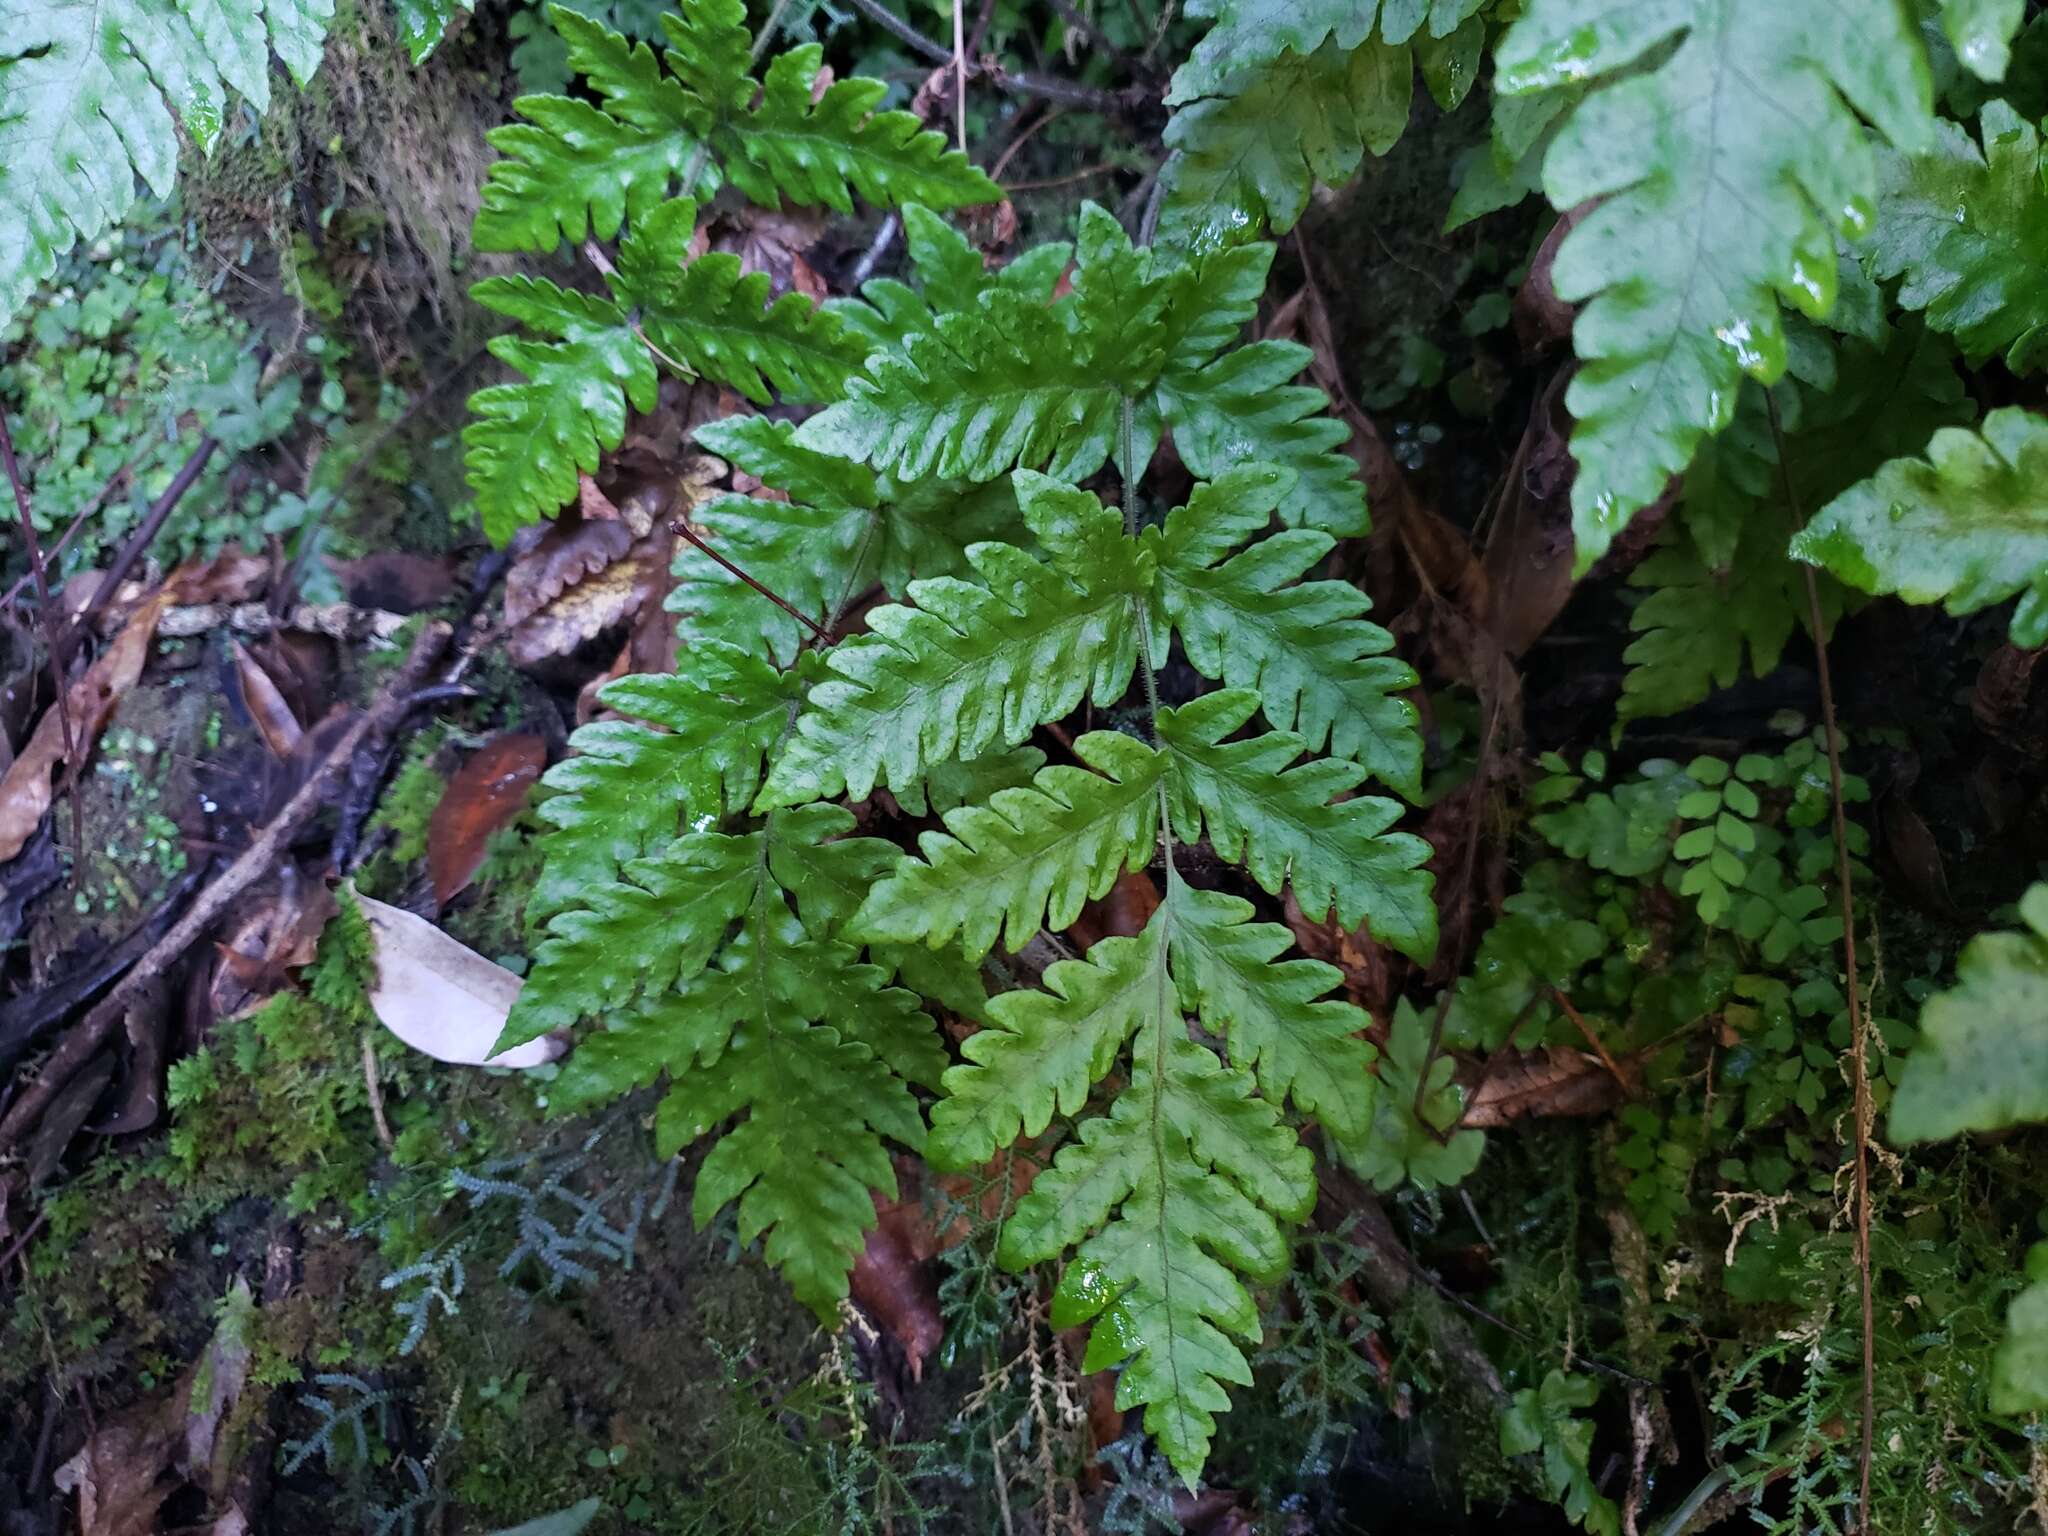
[471,0,1436,1480]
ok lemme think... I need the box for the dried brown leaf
[1462,1044,1621,1128]
[0,592,166,861]
[427,734,546,906]
[232,642,303,760]
[163,549,270,606]
[503,511,635,631]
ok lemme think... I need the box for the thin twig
[363,1033,395,1151]
[670,518,825,637]
[845,0,953,63]
[952,0,968,152]
[1552,986,1631,1090]
[0,412,85,876]
[1004,160,1118,192]
[0,445,148,613]
[0,1207,48,1274]
[1767,391,1874,1534]
[74,435,220,629]
[1045,0,1124,60]
[0,623,452,1156]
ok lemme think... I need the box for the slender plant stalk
[1767,391,1875,1534]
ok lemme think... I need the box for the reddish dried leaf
[0,592,166,861]
[209,870,337,1019]
[1462,1045,1621,1128]
[232,642,303,760]
[1067,870,1160,949]
[850,1195,945,1381]
[428,734,547,905]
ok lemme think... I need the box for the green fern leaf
[558,925,928,1317]
[1495,0,1936,568]
[1868,102,2048,371]
[1939,0,2026,80]
[889,745,1049,818]
[1625,323,1966,717]
[1146,466,1416,786]
[474,0,993,255]
[1160,342,1369,536]
[472,8,704,251]
[1157,0,1485,247]
[619,200,868,405]
[989,902,1314,1483]
[0,0,337,331]
[851,731,1165,960]
[1889,883,2048,1142]
[531,643,797,918]
[1347,998,1484,1191]
[927,915,1166,1170]
[1164,882,1377,1150]
[803,207,1365,536]
[505,826,769,1046]
[1996,1274,2048,1414]
[674,417,1018,666]
[1159,691,1435,958]
[1791,405,2048,646]
[758,474,1150,807]
[463,275,658,546]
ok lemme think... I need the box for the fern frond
[1792,404,2048,646]
[851,731,1165,960]
[985,898,1315,1483]
[1495,0,1936,567]
[1868,102,2048,371]
[531,643,798,918]
[1164,882,1377,1150]
[1159,691,1434,956]
[674,417,1019,666]
[505,826,769,1046]
[473,9,703,251]
[1160,342,1368,536]
[1156,1,1485,246]
[1624,323,1966,717]
[463,276,657,545]
[1146,466,1416,787]
[619,200,868,405]
[0,0,337,331]
[758,475,1151,807]
[474,0,993,255]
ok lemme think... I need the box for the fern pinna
[476,0,1433,1481]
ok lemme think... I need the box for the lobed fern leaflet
[1494,0,1937,568]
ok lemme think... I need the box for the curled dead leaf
[428,734,547,906]
[232,642,303,760]
[351,891,563,1068]
[0,591,166,862]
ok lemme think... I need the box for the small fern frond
[463,276,657,545]
[1146,466,1416,787]
[1159,691,1435,956]
[758,475,1151,808]
[474,0,992,255]
[1163,882,1377,1151]
[851,731,1165,960]
[1793,404,2048,647]
[531,643,797,918]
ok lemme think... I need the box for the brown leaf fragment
[1461,1045,1622,1128]
[850,1194,945,1382]
[0,591,166,862]
[53,1277,256,1536]
[1514,203,1589,354]
[504,510,636,631]
[208,869,337,1019]
[232,642,303,760]
[428,733,547,906]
